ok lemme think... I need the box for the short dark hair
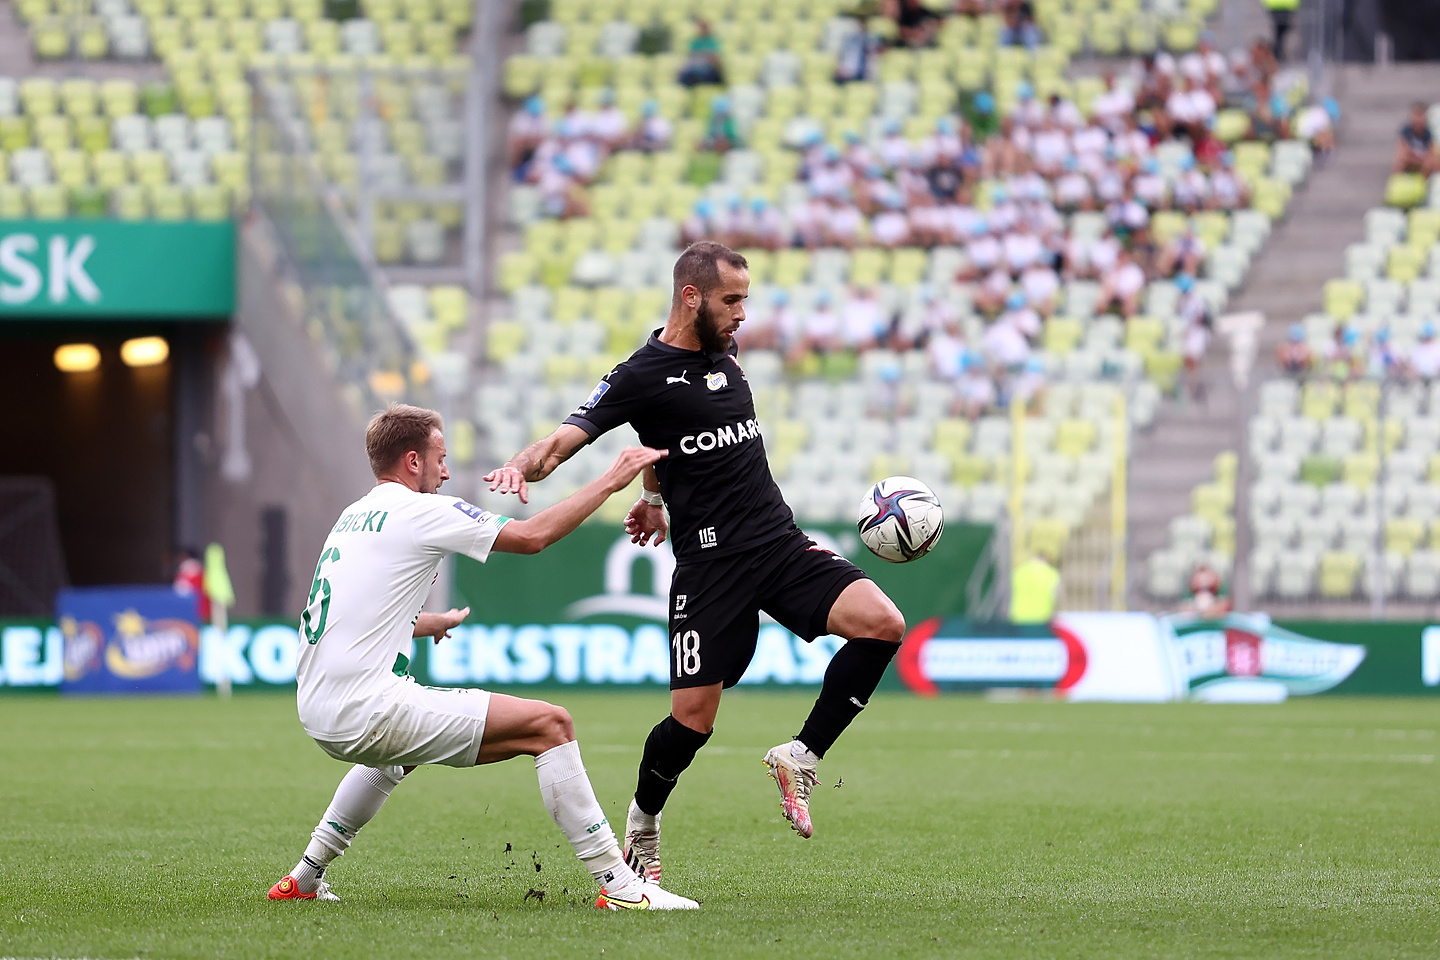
[672,241,748,307]
[365,403,443,477]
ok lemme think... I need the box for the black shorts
[667,530,869,690]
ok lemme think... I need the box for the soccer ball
[856,476,944,563]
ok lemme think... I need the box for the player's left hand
[423,606,471,644]
[484,465,529,503]
[624,501,668,547]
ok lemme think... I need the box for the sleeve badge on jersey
[453,500,487,521]
[578,379,611,411]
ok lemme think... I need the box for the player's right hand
[484,464,529,504]
[604,446,667,494]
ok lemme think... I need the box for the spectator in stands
[1157,227,1206,278]
[508,96,548,176]
[835,14,879,83]
[887,0,942,48]
[1098,246,1147,318]
[1090,72,1135,134]
[588,89,631,150]
[1176,274,1211,402]
[533,153,588,218]
[1394,102,1438,176]
[682,198,715,247]
[743,197,787,251]
[842,286,886,351]
[1412,323,1440,380]
[999,1,1042,49]
[678,19,724,87]
[1053,157,1093,213]
[629,99,673,153]
[1184,563,1231,618]
[955,352,999,419]
[700,95,740,153]
[872,193,913,248]
[797,289,843,360]
[824,192,867,249]
[963,90,999,141]
[737,291,781,351]
[1264,0,1298,61]
[1245,79,1289,141]
[1367,327,1404,381]
[1180,35,1227,85]
[928,314,967,380]
[1295,98,1337,157]
[1276,324,1312,375]
[1165,76,1218,143]
[1171,156,1211,214]
[1323,325,1362,381]
[1207,151,1250,210]
[1020,261,1060,316]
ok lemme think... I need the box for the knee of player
[873,604,906,643]
[537,703,576,748]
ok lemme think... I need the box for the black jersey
[563,332,796,561]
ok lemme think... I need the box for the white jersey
[295,482,508,742]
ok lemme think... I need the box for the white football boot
[762,741,820,839]
[621,799,663,882]
[595,877,699,911]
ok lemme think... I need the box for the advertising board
[0,220,235,318]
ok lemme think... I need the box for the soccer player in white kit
[267,404,697,910]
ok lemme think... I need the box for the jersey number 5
[302,547,341,644]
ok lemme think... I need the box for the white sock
[628,799,659,832]
[535,741,639,891]
[291,764,405,893]
[791,741,821,766]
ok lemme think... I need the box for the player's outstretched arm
[493,447,667,555]
[415,606,470,643]
[484,424,590,504]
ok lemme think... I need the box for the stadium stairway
[1126,62,1440,610]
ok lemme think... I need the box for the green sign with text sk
[0,220,235,318]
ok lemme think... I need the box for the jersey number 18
[672,629,701,677]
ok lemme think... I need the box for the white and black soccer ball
[857,476,944,563]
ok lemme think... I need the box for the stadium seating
[477,0,1330,543]
[1230,105,1440,602]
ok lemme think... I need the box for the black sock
[633,715,711,815]
[796,637,898,759]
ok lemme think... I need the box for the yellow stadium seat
[1318,551,1361,598]
[149,183,189,220]
[1342,452,1379,489]
[0,184,26,219]
[1322,278,1363,320]
[191,185,231,220]
[28,183,67,218]
[92,150,129,188]
[1387,245,1426,283]
[1054,419,1096,456]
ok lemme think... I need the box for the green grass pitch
[1,691,1438,959]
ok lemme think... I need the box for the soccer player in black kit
[485,241,905,881]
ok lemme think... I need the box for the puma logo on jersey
[665,371,690,385]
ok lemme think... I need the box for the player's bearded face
[694,295,731,354]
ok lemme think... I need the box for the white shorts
[315,680,492,769]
